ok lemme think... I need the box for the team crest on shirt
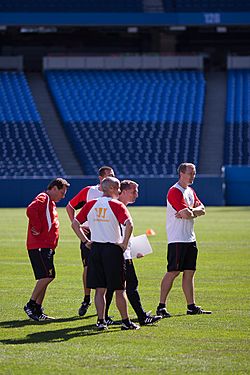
[94,207,109,222]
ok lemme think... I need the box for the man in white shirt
[66,166,114,317]
[105,180,162,326]
[72,177,140,330]
[156,163,211,317]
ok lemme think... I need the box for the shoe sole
[187,311,212,315]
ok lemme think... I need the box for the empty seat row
[46,69,205,176]
[0,72,65,177]
[224,69,250,166]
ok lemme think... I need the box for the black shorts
[28,248,55,280]
[80,230,91,267]
[87,242,125,290]
[167,242,198,272]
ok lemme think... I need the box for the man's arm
[119,219,133,251]
[71,219,91,248]
[66,203,75,222]
[175,205,205,219]
[191,204,205,217]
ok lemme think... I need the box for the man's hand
[117,243,127,252]
[136,253,144,258]
[81,226,90,235]
[175,207,193,219]
[85,241,92,250]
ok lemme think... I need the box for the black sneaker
[78,301,91,317]
[156,307,171,318]
[24,304,39,322]
[96,321,108,330]
[121,321,140,330]
[187,306,212,315]
[139,314,162,326]
[38,310,55,321]
[105,316,114,326]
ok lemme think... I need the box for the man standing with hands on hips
[72,177,140,330]
[156,163,212,317]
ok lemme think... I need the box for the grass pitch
[0,206,249,374]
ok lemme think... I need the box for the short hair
[101,176,120,193]
[177,163,196,177]
[120,180,138,192]
[98,166,114,177]
[47,178,70,190]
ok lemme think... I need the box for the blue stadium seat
[224,70,250,166]
[0,72,65,177]
[46,69,205,176]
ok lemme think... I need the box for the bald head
[101,177,120,198]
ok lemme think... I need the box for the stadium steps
[27,72,83,176]
[199,72,227,174]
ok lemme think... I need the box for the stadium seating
[0,0,143,13]
[224,70,250,166]
[163,0,250,12]
[0,72,65,177]
[46,70,205,176]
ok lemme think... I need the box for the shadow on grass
[0,314,97,329]
[1,322,121,344]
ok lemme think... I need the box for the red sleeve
[26,193,47,232]
[109,200,131,225]
[167,187,188,212]
[69,186,90,210]
[191,188,202,207]
[75,199,97,224]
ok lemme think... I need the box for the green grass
[0,207,250,374]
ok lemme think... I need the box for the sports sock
[122,318,130,326]
[158,303,166,309]
[84,295,90,304]
[187,303,196,310]
[27,299,36,308]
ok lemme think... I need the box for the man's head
[177,163,196,186]
[101,177,120,199]
[119,180,139,205]
[47,178,70,202]
[98,166,115,182]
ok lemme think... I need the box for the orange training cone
[146,228,156,236]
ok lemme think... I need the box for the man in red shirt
[24,178,70,321]
[72,177,140,330]
[66,166,114,317]
[156,163,211,317]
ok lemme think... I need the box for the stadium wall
[0,176,224,207]
[224,166,250,206]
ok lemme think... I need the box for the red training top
[26,192,59,250]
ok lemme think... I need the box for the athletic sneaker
[38,311,55,321]
[139,314,162,326]
[156,307,171,318]
[96,321,108,330]
[105,316,114,326]
[34,306,55,321]
[187,306,212,315]
[78,301,91,317]
[24,304,39,322]
[121,321,140,330]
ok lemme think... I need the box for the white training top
[166,182,201,244]
[76,196,131,244]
